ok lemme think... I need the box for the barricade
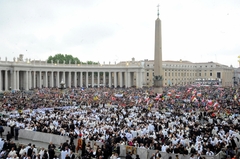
[1,126,232,159]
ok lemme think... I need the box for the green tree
[47,53,81,64]
[81,61,99,65]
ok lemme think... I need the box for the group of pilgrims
[0,85,240,159]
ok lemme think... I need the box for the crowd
[0,85,240,159]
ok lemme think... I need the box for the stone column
[86,72,88,87]
[109,72,111,87]
[29,71,32,89]
[57,71,59,88]
[69,71,71,88]
[136,71,139,88]
[154,15,163,93]
[51,71,54,87]
[26,71,29,90]
[5,70,8,91]
[39,71,42,88]
[119,72,123,87]
[103,72,106,86]
[12,70,16,90]
[128,72,131,87]
[124,71,127,88]
[16,71,19,90]
[63,71,65,84]
[114,72,117,88]
[97,71,100,87]
[74,71,77,88]
[33,71,36,88]
[45,71,48,88]
[92,71,94,86]
[139,70,143,88]
[80,72,83,87]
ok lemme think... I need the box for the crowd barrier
[0,126,226,159]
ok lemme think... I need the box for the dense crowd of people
[0,85,240,159]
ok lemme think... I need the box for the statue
[153,75,162,81]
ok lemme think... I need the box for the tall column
[128,72,131,87]
[69,72,71,88]
[12,70,16,90]
[29,71,32,89]
[139,70,143,88]
[26,71,29,90]
[92,71,94,86]
[97,72,100,87]
[39,71,42,88]
[136,71,139,88]
[45,71,48,88]
[62,71,65,86]
[51,71,54,87]
[86,72,88,87]
[109,72,111,87]
[16,71,19,90]
[103,72,106,86]
[80,72,83,87]
[57,71,60,88]
[5,70,8,91]
[124,71,128,88]
[119,72,123,87]
[33,71,36,88]
[74,71,77,88]
[153,9,163,93]
[114,72,117,87]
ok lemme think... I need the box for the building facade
[0,55,234,91]
[0,55,145,91]
[142,59,234,87]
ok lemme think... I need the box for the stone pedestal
[154,80,163,94]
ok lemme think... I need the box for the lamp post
[60,79,65,94]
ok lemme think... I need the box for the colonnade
[0,69,144,91]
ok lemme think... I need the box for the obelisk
[153,5,163,94]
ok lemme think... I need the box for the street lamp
[60,79,65,93]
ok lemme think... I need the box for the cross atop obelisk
[153,5,163,94]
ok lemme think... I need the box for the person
[48,147,55,159]
[136,154,140,159]
[0,124,4,138]
[42,150,48,159]
[48,142,56,150]
[65,154,70,159]
[14,126,20,140]
[70,150,75,159]
[6,131,12,141]
[8,147,17,157]
[125,152,133,159]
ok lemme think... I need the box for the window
[210,73,212,76]
[199,73,201,76]
[147,73,149,76]
[217,72,221,78]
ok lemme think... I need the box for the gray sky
[0,0,240,67]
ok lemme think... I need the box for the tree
[47,53,81,64]
[47,53,98,65]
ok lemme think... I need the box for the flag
[111,96,116,101]
[76,138,82,151]
[93,96,99,101]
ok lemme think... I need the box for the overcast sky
[0,0,240,67]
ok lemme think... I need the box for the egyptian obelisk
[153,5,163,94]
